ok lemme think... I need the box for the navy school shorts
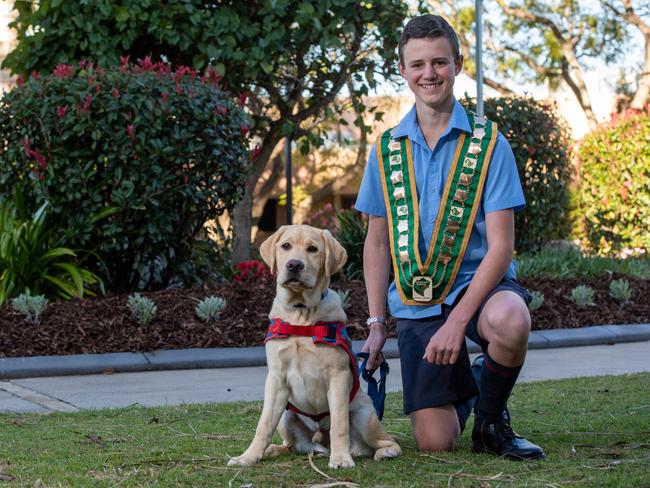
[396,277,532,414]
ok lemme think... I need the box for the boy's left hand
[422,318,467,365]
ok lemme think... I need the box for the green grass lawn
[1,373,649,487]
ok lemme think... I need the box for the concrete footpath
[1,324,649,414]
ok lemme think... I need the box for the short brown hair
[398,14,461,66]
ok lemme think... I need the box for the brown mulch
[0,273,648,359]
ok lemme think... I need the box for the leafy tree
[603,1,650,111]
[4,0,411,262]
[427,0,649,127]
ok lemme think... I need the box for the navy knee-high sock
[474,353,522,425]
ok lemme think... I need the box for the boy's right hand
[361,322,388,370]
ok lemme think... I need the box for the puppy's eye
[281,242,292,251]
[306,245,318,253]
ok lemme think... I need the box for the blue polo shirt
[355,99,526,319]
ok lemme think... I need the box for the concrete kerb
[1,323,649,380]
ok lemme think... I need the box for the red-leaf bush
[573,107,650,255]
[0,59,251,291]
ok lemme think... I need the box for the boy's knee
[482,297,531,350]
[413,422,459,452]
[415,433,457,452]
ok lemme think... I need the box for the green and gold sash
[376,110,497,305]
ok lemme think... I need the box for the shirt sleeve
[482,132,526,214]
[354,144,387,217]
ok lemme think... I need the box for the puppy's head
[260,224,347,291]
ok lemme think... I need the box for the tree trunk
[630,35,650,110]
[230,132,284,263]
[561,61,599,130]
[231,178,254,263]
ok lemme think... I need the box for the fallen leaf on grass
[0,473,15,481]
[86,433,104,444]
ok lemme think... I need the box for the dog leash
[356,352,389,421]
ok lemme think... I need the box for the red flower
[53,64,74,78]
[119,55,130,73]
[251,144,262,161]
[620,186,628,201]
[77,60,94,71]
[136,55,155,72]
[79,94,93,112]
[173,66,191,84]
[215,104,228,116]
[234,260,272,283]
[203,66,222,86]
[238,92,248,106]
[16,74,25,87]
[111,87,120,98]
[22,137,47,172]
[240,124,250,136]
[126,124,135,139]
[22,136,31,155]
[32,150,46,170]
[30,71,40,80]
[57,105,68,118]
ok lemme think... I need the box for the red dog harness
[265,318,360,421]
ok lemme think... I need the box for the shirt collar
[391,99,471,148]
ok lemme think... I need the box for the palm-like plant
[0,192,103,306]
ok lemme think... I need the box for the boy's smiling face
[399,36,463,113]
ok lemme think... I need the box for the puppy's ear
[322,229,348,277]
[260,226,288,274]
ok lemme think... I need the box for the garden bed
[1,273,649,358]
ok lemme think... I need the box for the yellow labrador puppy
[228,224,400,469]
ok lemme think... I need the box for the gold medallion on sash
[376,110,498,305]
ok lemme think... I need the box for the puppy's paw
[312,443,329,456]
[265,444,291,458]
[227,454,259,466]
[328,453,355,469]
[374,444,402,461]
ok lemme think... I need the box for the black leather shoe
[472,419,546,460]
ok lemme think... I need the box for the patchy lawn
[1,373,649,486]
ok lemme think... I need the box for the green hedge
[461,96,573,253]
[573,109,650,255]
[0,60,251,291]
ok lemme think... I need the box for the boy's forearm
[364,218,391,320]
[449,208,516,325]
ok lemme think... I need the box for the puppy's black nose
[286,259,304,273]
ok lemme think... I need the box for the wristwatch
[366,316,386,326]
